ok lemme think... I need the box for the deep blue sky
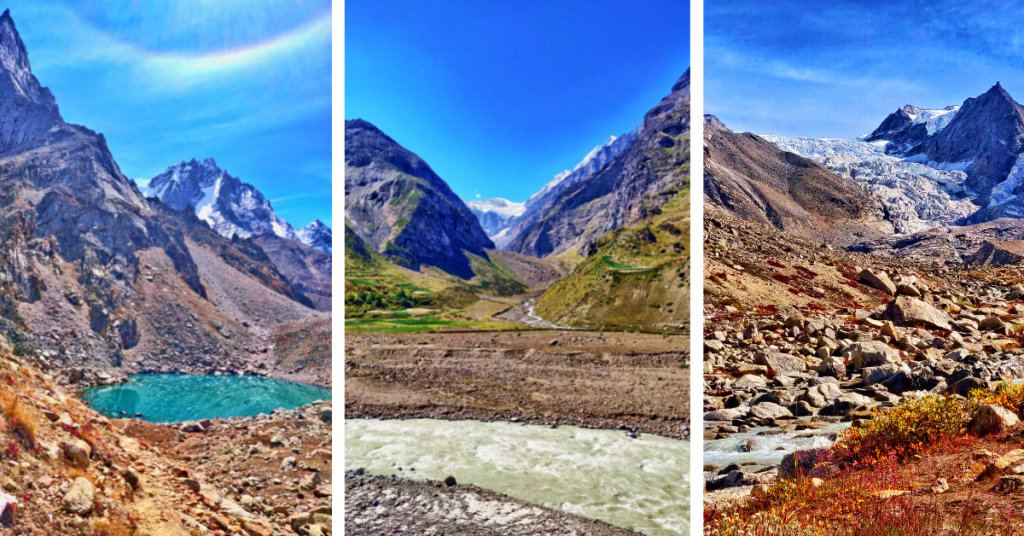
[346,0,689,203]
[707,0,1024,139]
[7,1,331,228]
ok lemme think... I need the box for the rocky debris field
[703,212,1024,493]
[345,473,636,536]
[124,401,333,536]
[345,330,690,439]
[0,331,332,536]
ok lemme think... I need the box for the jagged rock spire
[0,10,58,114]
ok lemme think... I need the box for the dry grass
[0,389,36,446]
[91,518,134,536]
[65,467,100,487]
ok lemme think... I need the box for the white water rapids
[346,418,691,535]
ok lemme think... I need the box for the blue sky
[346,0,689,204]
[6,1,331,228]
[707,0,1024,139]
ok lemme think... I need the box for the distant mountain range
[705,82,1024,261]
[142,158,332,254]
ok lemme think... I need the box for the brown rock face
[968,240,1024,266]
[883,296,952,331]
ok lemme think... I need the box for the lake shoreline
[81,373,332,423]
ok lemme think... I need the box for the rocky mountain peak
[704,114,727,131]
[0,10,57,115]
[143,158,331,254]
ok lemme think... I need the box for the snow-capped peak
[464,197,526,218]
[142,158,331,254]
[527,126,641,206]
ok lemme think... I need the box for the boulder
[749,402,793,420]
[804,382,842,408]
[845,341,900,369]
[948,377,989,397]
[61,440,91,468]
[860,269,896,295]
[862,363,904,386]
[61,477,94,516]
[816,356,846,378]
[779,448,830,478]
[704,408,745,421]
[980,449,1024,479]
[827,392,873,415]
[883,296,951,331]
[970,404,1021,436]
[732,374,767,390]
[755,352,807,375]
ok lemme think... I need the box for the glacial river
[345,418,691,535]
[82,373,331,423]
[703,422,851,476]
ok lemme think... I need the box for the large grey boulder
[844,341,901,369]
[705,408,745,421]
[755,352,807,375]
[803,382,842,408]
[732,374,767,390]
[749,402,793,420]
[883,296,951,331]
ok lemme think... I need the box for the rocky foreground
[703,212,1024,494]
[345,330,690,439]
[0,331,332,536]
[345,473,636,536]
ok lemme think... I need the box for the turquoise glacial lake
[81,374,331,423]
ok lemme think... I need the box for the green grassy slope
[535,183,691,332]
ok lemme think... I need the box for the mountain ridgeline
[703,115,890,244]
[345,119,496,280]
[508,70,692,259]
[143,158,332,254]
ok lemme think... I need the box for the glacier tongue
[762,135,977,234]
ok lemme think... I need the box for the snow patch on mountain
[142,158,332,254]
[527,126,641,207]
[762,135,977,234]
[464,198,526,218]
[910,105,960,135]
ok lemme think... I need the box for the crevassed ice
[761,135,977,234]
[989,153,1024,207]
